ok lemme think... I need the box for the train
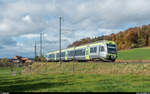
[45,40,117,62]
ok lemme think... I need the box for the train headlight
[111,56,114,59]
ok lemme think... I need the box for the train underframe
[47,57,116,62]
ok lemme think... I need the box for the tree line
[68,24,150,50]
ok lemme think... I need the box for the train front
[105,41,117,62]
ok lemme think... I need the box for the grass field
[1,47,150,92]
[1,63,150,92]
[117,47,150,60]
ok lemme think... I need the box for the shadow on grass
[0,76,56,87]
[0,81,66,92]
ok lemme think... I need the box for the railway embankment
[116,60,150,63]
[22,62,150,75]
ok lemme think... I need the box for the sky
[0,0,150,58]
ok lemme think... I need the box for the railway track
[79,60,150,64]
[47,60,150,64]
[115,60,150,64]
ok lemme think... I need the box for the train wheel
[111,59,116,62]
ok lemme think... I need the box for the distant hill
[68,24,150,50]
[117,47,150,60]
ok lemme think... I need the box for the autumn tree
[40,54,46,62]
[67,24,150,51]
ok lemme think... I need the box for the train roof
[73,40,115,48]
[46,40,116,55]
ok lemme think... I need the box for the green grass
[0,67,149,92]
[1,63,150,92]
[117,47,150,60]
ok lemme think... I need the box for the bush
[39,55,46,62]
[0,62,10,67]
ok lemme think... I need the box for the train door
[54,53,56,61]
[99,45,105,58]
[65,51,68,61]
[85,47,90,60]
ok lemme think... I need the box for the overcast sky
[0,0,150,58]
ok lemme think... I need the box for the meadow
[1,47,150,92]
[1,62,150,92]
[117,47,150,60]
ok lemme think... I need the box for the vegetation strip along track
[22,62,150,75]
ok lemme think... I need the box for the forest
[68,24,150,50]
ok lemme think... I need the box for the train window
[75,50,79,56]
[77,50,80,56]
[101,46,105,52]
[61,52,65,57]
[71,51,75,56]
[81,49,85,56]
[75,50,77,56]
[68,50,75,56]
[75,49,85,56]
[48,54,51,58]
[49,54,54,58]
[61,52,63,57]
[56,53,60,58]
[52,54,54,58]
[82,49,85,55]
[68,51,70,56]
[90,48,92,53]
[90,47,97,53]
[56,52,65,58]
[49,54,51,58]
[77,49,85,56]
[107,44,117,54]
[76,50,79,56]
[74,50,77,56]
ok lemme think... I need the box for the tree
[34,56,40,62]
[67,24,150,50]
[111,33,116,41]
[40,55,45,62]
[137,28,143,47]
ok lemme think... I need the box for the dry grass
[22,62,150,75]
[116,60,150,63]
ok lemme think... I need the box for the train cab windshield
[107,44,117,54]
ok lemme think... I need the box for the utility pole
[43,32,44,57]
[59,16,62,64]
[34,41,37,61]
[43,32,45,62]
[40,32,42,56]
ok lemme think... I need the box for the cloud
[20,34,40,39]
[16,42,23,47]
[0,0,150,58]
[0,23,10,31]
[22,15,32,23]
[98,28,122,36]
[0,46,4,49]
[0,38,17,47]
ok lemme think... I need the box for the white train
[46,40,117,62]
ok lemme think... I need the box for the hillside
[117,47,150,60]
[68,24,150,50]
